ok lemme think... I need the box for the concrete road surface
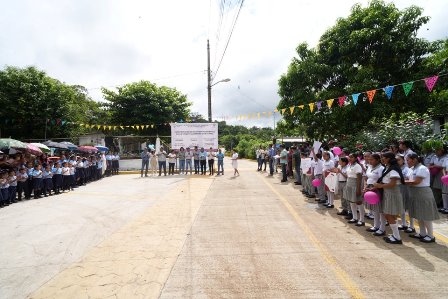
[1,159,447,299]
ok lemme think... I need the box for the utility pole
[207,39,212,122]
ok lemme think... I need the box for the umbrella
[78,146,98,153]
[30,142,51,153]
[47,156,61,160]
[0,138,27,149]
[26,143,43,156]
[60,141,78,150]
[95,145,109,152]
[43,140,69,150]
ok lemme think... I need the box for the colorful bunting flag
[97,125,101,129]
[338,96,346,107]
[384,86,394,99]
[327,99,334,108]
[298,105,304,109]
[366,90,376,104]
[317,101,322,111]
[289,106,295,114]
[352,93,361,105]
[281,108,286,115]
[402,82,414,96]
[424,76,439,92]
[309,103,315,112]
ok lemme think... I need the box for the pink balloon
[312,179,321,187]
[333,146,342,156]
[442,175,448,185]
[364,191,380,205]
[429,167,440,176]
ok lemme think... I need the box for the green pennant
[402,81,414,96]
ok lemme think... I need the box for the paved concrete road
[1,159,447,298]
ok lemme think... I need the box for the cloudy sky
[1,0,447,128]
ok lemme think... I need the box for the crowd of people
[267,140,444,245]
[0,151,120,208]
[140,146,240,177]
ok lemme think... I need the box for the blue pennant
[384,85,394,100]
[352,93,361,105]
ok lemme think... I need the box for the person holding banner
[185,147,193,175]
[207,147,215,175]
[217,149,224,175]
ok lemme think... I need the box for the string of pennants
[77,123,171,130]
[218,73,445,121]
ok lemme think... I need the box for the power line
[212,0,244,81]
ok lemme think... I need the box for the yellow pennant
[327,99,334,108]
[113,126,117,130]
[108,126,112,130]
[146,125,149,129]
[274,108,278,112]
[151,124,154,128]
[119,126,124,129]
[80,123,85,127]
[309,103,315,112]
[137,125,140,130]
[262,112,267,117]
[103,125,106,130]
[298,105,304,109]
[130,125,134,129]
[257,112,260,119]
[289,106,295,114]
[252,113,256,119]
[85,124,90,128]
[281,108,286,115]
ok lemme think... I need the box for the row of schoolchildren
[0,155,108,208]
[300,142,441,245]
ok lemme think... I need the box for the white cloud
[1,0,447,128]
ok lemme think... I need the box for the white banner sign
[171,123,218,150]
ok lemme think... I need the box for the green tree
[102,81,191,135]
[278,0,438,140]
[0,66,107,140]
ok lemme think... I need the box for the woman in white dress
[149,150,158,177]
[231,150,239,176]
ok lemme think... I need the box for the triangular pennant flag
[268,111,272,117]
[80,123,85,127]
[97,125,101,129]
[289,106,295,114]
[402,82,414,96]
[114,126,117,130]
[281,108,286,115]
[262,112,267,116]
[327,99,334,108]
[51,119,56,125]
[257,113,260,119]
[61,120,67,126]
[352,93,361,105]
[146,125,149,129]
[317,101,322,111]
[136,125,140,130]
[309,103,315,112]
[338,96,346,107]
[131,126,135,129]
[384,86,394,99]
[56,119,61,125]
[120,126,124,129]
[274,108,278,113]
[298,105,304,109]
[151,125,154,128]
[85,124,90,129]
[366,90,376,104]
[103,125,106,130]
[424,75,439,92]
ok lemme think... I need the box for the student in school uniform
[96,158,103,181]
[333,157,349,216]
[216,149,224,175]
[396,154,415,232]
[399,141,415,166]
[8,170,18,204]
[105,153,112,176]
[322,151,335,208]
[231,149,240,176]
[52,162,63,194]
[207,147,216,175]
[42,165,53,197]
[168,150,176,175]
[429,147,447,207]
[301,152,315,198]
[157,147,167,176]
[76,158,85,185]
[185,147,193,175]
[0,171,10,206]
[313,152,325,204]
[346,153,365,227]
[374,152,405,244]
[25,162,34,199]
[62,162,71,191]
[363,153,386,235]
[16,167,28,201]
[199,148,207,175]
[441,156,448,214]
[406,153,440,243]
[178,147,186,175]
[83,158,91,183]
[193,146,200,174]
[32,164,43,199]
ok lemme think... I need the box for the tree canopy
[277,0,441,140]
[0,66,108,140]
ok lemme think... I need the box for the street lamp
[207,78,231,122]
